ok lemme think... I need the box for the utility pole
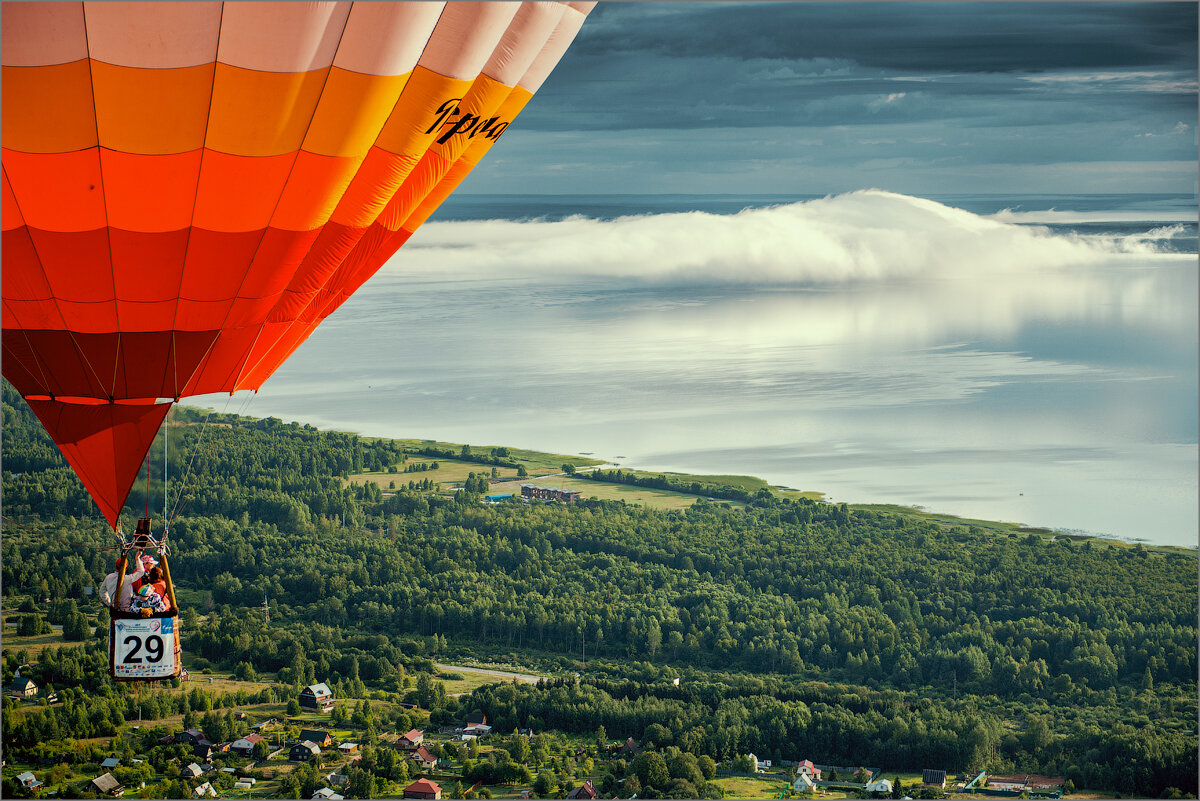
[263,594,270,626]
[582,627,586,671]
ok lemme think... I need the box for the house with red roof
[403,778,441,799]
[407,745,438,772]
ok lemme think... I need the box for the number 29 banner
[112,617,178,680]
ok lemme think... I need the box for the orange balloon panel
[2,1,594,529]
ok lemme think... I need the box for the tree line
[2,382,1195,797]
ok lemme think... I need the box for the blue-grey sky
[466,2,1198,195]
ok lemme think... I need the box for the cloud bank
[392,190,1186,285]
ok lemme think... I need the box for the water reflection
[208,193,1197,546]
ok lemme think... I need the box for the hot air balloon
[2,0,594,681]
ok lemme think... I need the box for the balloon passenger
[131,555,171,614]
[99,552,144,611]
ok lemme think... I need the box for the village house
[182,763,204,779]
[520,484,582,502]
[404,778,442,800]
[292,740,322,761]
[793,773,816,794]
[91,772,124,797]
[299,728,333,747]
[566,780,599,799]
[7,677,38,699]
[299,682,336,712]
[313,788,345,801]
[193,781,218,798]
[175,728,206,745]
[230,732,266,757]
[407,745,438,772]
[338,742,359,756]
[987,774,1028,792]
[986,774,1065,793]
[16,772,43,791]
[866,778,893,795]
[100,757,121,770]
[796,759,822,781]
[923,769,947,789]
[398,728,425,749]
[1028,775,1066,792]
[192,741,216,762]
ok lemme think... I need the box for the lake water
[194,191,1198,548]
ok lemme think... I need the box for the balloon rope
[167,407,216,525]
[164,410,169,528]
[167,392,241,525]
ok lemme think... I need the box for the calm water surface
[195,192,1198,548]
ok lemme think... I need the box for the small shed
[91,772,124,797]
[100,758,121,770]
[338,742,359,755]
[922,769,947,789]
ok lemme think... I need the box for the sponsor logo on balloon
[426,99,510,145]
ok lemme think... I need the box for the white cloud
[395,190,1183,286]
[868,92,908,112]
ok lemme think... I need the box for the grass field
[1,611,94,658]
[714,774,793,799]
[489,475,712,510]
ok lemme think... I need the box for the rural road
[436,663,544,684]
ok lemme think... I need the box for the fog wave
[391,189,1186,285]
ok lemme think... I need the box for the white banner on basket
[113,617,176,679]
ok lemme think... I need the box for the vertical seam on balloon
[80,3,120,401]
[227,4,356,392]
[233,1,456,388]
[165,2,226,402]
[0,161,81,397]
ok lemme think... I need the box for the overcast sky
[464,2,1198,196]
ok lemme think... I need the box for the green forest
[2,381,1196,799]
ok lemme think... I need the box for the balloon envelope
[2,1,594,527]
